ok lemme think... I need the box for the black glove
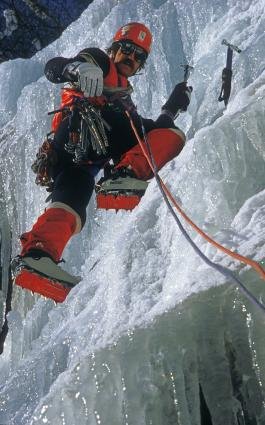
[162,82,193,119]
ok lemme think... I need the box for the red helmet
[113,22,152,54]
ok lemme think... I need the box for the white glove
[65,61,103,97]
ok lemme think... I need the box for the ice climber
[12,22,192,301]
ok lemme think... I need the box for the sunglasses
[118,42,148,64]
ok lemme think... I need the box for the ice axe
[180,64,194,83]
[161,63,193,119]
[218,39,242,107]
[170,64,193,118]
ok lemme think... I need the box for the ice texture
[0,0,265,423]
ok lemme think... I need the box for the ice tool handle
[180,64,194,83]
[173,64,193,118]
[218,39,242,106]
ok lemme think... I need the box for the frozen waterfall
[1,0,265,423]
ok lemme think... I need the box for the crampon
[95,175,148,211]
[11,256,81,303]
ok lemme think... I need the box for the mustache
[121,58,134,68]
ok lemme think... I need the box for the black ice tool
[218,39,242,107]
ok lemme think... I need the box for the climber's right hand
[63,61,104,97]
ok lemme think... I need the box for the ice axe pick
[180,64,194,83]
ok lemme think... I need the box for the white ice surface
[0,0,265,423]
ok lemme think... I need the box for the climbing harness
[32,97,111,190]
[218,39,242,107]
[125,108,265,314]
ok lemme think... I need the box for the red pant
[20,205,80,262]
[116,128,185,179]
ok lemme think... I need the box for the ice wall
[0,0,265,423]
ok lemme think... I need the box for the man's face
[113,42,147,77]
